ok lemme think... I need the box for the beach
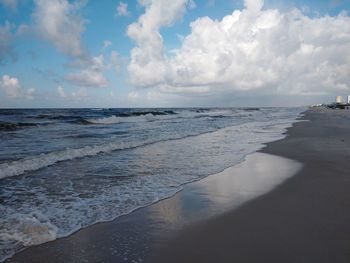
[151,108,350,263]
[4,108,350,262]
[2,0,349,261]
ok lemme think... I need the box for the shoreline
[150,108,350,263]
[7,108,349,263]
[4,153,302,263]
[4,112,304,263]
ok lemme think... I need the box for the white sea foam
[197,109,233,117]
[0,211,57,247]
[0,108,305,262]
[0,140,144,179]
[87,113,179,124]
[0,128,222,179]
[87,115,123,124]
[86,109,234,125]
[0,114,301,180]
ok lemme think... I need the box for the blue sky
[0,0,349,108]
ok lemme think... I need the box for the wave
[79,109,249,125]
[0,117,300,180]
[34,114,79,120]
[84,111,178,125]
[85,115,123,124]
[0,110,305,262]
[242,107,260,111]
[31,110,178,125]
[0,110,24,116]
[0,142,134,179]
[117,110,177,117]
[85,114,162,124]
[0,121,37,131]
[0,129,221,179]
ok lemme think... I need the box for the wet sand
[5,154,301,263]
[7,108,350,263]
[151,108,350,263]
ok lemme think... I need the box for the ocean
[0,107,304,261]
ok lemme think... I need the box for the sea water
[0,107,304,261]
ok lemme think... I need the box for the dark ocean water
[0,107,304,261]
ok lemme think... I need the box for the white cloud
[66,70,108,88]
[31,1,112,91]
[116,2,130,17]
[26,87,36,99]
[65,54,108,88]
[0,75,38,99]
[128,91,139,100]
[71,87,87,99]
[103,40,112,49]
[0,74,22,97]
[127,0,350,97]
[57,85,88,100]
[0,0,18,11]
[244,0,264,13]
[33,0,87,58]
[127,0,193,87]
[57,85,66,97]
[90,54,105,71]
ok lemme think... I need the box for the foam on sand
[0,211,57,247]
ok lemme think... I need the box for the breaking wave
[0,142,140,179]
[85,111,178,124]
[85,115,125,124]
[0,129,223,179]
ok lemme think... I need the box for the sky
[0,0,349,108]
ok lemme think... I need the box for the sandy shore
[6,108,350,263]
[150,108,350,263]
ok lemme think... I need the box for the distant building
[324,95,350,110]
[336,96,343,104]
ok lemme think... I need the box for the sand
[6,108,350,263]
[150,108,350,263]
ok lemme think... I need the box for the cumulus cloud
[66,70,108,88]
[0,75,37,99]
[30,1,112,90]
[65,54,108,88]
[127,0,350,97]
[0,74,22,97]
[127,0,194,87]
[33,0,87,58]
[244,0,263,13]
[116,2,130,17]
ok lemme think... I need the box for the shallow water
[0,107,304,261]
